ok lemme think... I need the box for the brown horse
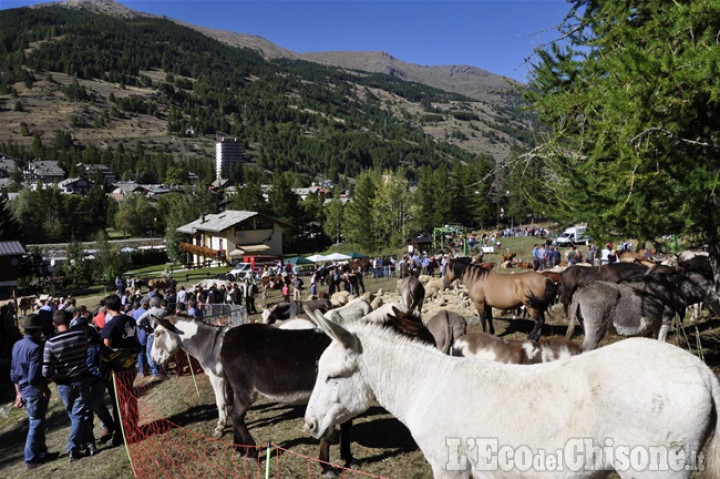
[443,258,557,339]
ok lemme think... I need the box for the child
[281,283,290,303]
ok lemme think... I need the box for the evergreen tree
[0,194,20,241]
[323,198,345,245]
[344,170,380,250]
[525,0,720,276]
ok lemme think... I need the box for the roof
[58,177,92,187]
[177,210,259,234]
[0,241,26,256]
[26,160,64,176]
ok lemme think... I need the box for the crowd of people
[11,292,141,469]
[8,272,267,470]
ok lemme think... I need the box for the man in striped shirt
[42,309,96,461]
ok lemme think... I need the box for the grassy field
[2,246,717,479]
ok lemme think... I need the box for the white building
[176,210,287,267]
[215,138,244,181]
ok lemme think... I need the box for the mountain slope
[0,1,534,186]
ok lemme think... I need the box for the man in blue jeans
[43,309,95,461]
[11,314,59,470]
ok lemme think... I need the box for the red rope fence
[111,362,388,479]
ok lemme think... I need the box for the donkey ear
[155,315,184,335]
[305,305,360,353]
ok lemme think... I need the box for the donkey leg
[319,434,340,479]
[339,419,357,468]
[206,372,227,438]
[230,386,257,457]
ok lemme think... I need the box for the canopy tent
[285,256,315,265]
[345,251,368,259]
[306,254,328,263]
[323,252,351,261]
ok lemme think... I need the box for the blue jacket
[11,335,48,398]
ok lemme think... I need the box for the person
[38,298,54,339]
[131,299,149,377]
[164,289,177,315]
[531,244,540,271]
[356,266,366,293]
[93,304,106,330]
[43,309,95,461]
[309,272,318,297]
[291,275,303,300]
[539,244,547,270]
[566,245,580,266]
[136,297,166,380]
[115,276,124,296]
[176,286,187,306]
[601,243,613,265]
[11,314,58,470]
[70,313,115,446]
[244,278,258,315]
[282,281,290,302]
[587,244,598,266]
[101,294,140,446]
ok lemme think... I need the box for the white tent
[306,254,328,263]
[323,252,351,261]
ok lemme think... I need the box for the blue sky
[1,0,572,83]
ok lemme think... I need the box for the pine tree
[525,0,720,274]
[0,194,20,241]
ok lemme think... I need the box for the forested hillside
[0,3,534,187]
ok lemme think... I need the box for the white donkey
[151,315,229,438]
[303,310,720,478]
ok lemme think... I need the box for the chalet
[80,163,117,184]
[0,241,26,289]
[58,177,94,195]
[22,160,65,184]
[292,186,332,201]
[176,210,288,266]
[0,156,19,176]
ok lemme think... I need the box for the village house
[176,210,288,266]
[80,163,117,184]
[58,177,94,195]
[22,160,65,184]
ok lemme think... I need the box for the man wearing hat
[10,314,58,469]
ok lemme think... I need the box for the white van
[556,225,590,246]
[226,262,254,281]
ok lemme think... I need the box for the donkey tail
[565,291,580,339]
[702,371,720,478]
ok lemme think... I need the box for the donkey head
[303,307,371,440]
[151,314,189,366]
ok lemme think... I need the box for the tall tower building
[215,137,244,180]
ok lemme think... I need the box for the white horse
[303,311,720,478]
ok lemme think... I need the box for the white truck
[556,225,590,246]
